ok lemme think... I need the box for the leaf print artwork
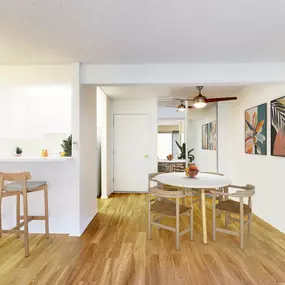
[245,103,267,155]
[271,96,285,157]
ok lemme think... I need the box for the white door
[113,114,150,192]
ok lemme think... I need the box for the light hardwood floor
[0,194,285,285]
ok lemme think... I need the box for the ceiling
[1,0,285,64]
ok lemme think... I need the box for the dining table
[155,172,232,244]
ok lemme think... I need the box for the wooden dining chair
[0,172,49,257]
[148,173,193,250]
[211,184,255,249]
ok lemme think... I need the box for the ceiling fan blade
[205,97,237,103]
[188,105,195,109]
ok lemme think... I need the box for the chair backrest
[229,184,255,197]
[0,172,31,196]
[150,188,187,199]
[0,172,31,182]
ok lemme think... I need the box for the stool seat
[4,181,47,191]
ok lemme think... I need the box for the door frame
[112,113,151,193]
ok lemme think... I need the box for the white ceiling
[1,0,285,64]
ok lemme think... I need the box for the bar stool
[0,172,49,257]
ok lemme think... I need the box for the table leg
[224,186,229,227]
[201,189,208,244]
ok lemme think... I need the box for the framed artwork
[208,121,217,150]
[271,96,285,157]
[202,124,208,150]
[245,103,267,155]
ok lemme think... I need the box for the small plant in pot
[61,135,72,157]
[175,141,195,162]
[15,147,23,157]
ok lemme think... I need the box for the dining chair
[211,184,255,249]
[0,172,49,257]
[148,173,193,250]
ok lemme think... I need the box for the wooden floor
[0,194,285,285]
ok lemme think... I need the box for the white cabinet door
[113,114,150,192]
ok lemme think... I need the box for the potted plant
[61,135,72,157]
[175,141,195,162]
[15,147,23,157]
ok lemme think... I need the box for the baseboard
[100,194,109,199]
[78,212,97,236]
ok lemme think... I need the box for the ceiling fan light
[193,95,207,109]
[177,103,186,111]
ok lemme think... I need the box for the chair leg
[16,194,20,238]
[176,198,180,250]
[44,185,49,239]
[190,207,193,241]
[225,213,229,228]
[248,213,252,236]
[148,194,152,240]
[23,191,29,257]
[0,203,2,238]
[212,194,216,241]
[239,198,244,249]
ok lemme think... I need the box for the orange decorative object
[166,154,173,161]
[185,163,199,178]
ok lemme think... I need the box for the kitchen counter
[0,157,79,236]
[0,157,73,162]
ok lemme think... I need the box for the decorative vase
[185,163,199,178]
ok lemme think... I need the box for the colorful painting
[208,121,217,150]
[245,103,267,155]
[271,96,285,157]
[202,124,208,150]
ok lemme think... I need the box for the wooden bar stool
[0,172,49,257]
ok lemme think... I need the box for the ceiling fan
[166,86,237,111]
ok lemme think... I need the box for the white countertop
[0,157,73,162]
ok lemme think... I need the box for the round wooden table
[155,172,232,244]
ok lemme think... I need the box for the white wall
[0,85,71,157]
[0,64,81,236]
[96,88,112,198]
[111,99,158,192]
[0,65,71,85]
[187,105,217,172]
[218,85,285,233]
[79,85,98,234]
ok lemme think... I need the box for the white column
[184,101,189,166]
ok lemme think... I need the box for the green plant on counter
[15,147,22,155]
[175,141,195,162]
[61,135,72,157]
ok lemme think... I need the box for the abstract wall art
[271,96,285,157]
[208,121,217,150]
[245,103,267,155]
[202,124,208,150]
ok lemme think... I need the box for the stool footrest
[1,230,25,234]
[19,215,46,221]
